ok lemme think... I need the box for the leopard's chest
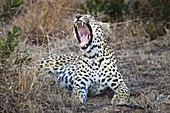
[77,56,116,79]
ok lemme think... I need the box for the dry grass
[0,0,170,112]
[11,0,82,45]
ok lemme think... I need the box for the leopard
[35,14,130,104]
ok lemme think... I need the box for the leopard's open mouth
[74,21,92,49]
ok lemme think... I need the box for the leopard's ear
[98,22,111,32]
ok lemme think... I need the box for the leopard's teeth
[88,36,90,40]
[75,23,78,29]
[82,22,84,26]
[85,34,88,39]
[88,35,90,40]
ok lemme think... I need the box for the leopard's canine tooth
[75,22,78,29]
[88,35,90,40]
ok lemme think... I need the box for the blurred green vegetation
[0,0,22,18]
[0,26,31,64]
[80,0,127,20]
[81,0,170,40]
[0,26,21,57]
[0,0,31,65]
[81,0,170,22]
[130,0,170,22]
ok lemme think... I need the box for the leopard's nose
[76,14,82,19]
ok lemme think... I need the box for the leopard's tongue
[77,27,90,47]
[79,34,89,47]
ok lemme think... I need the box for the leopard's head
[73,14,105,54]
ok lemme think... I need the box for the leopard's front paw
[111,93,130,105]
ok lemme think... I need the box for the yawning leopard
[35,14,130,104]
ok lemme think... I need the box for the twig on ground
[110,19,140,27]
[117,102,151,110]
[117,55,167,58]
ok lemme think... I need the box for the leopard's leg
[100,72,130,105]
[72,73,94,103]
[111,82,130,105]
